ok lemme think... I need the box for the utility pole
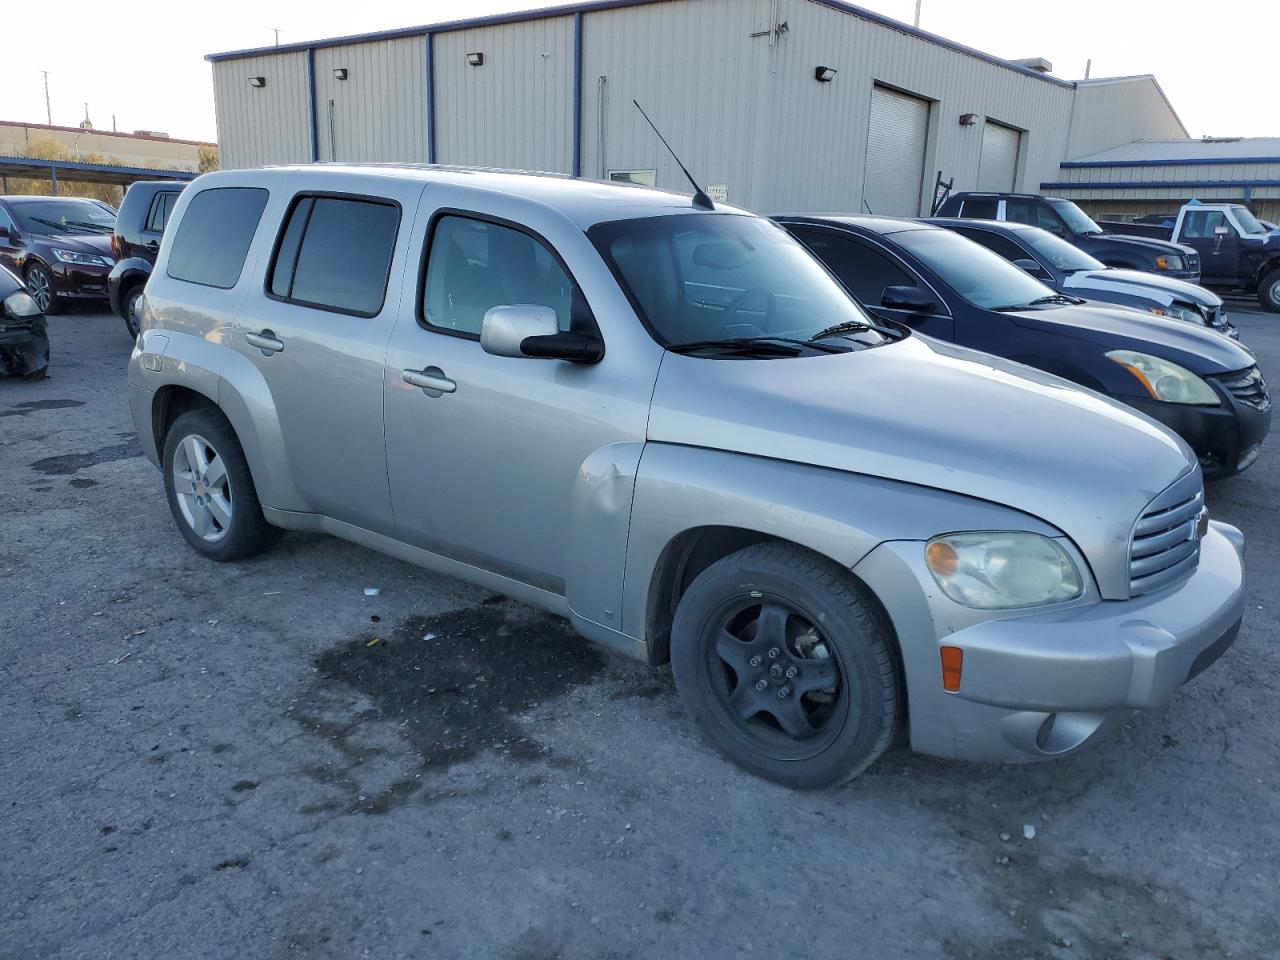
[269,27,282,45]
[913,0,921,27]
[42,71,52,125]
[1084,58,1092,79]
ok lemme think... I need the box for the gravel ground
[2,305,1277,960]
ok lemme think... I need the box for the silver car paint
[129,164,1245,764]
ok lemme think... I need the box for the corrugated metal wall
[1066,78,1187,161]
[212,52,311,169]
[433,16,576,172]
[1054,160,1280,198]
[314,38,428,163]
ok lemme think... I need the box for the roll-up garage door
[978,121,1021,192]
[863,85,930,216]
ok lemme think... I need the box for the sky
[2,0,1275,144]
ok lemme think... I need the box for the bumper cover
[854,521,1245,762]
[0,319,50,376]
[1130,391,1271,480]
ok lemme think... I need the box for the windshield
[893,227,1054,310]
[1230,206,1267,236]
[1047,199,1102,235]
[10,199,116,235]
[588,213,885,349]
[1022,228,1103,272]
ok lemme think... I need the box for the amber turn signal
[925,540,958,578]
[940,645,963,692]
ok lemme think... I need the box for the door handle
[144,241,160,252]
[402,367,456,395]
[246,330,284,355]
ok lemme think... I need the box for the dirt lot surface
[2,306,1277,959]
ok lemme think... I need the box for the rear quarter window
[166,187,269,289]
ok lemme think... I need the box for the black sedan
[776,215,1270,479]
[0,264,49,379]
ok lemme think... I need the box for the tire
[670,542,901,789]
[25,263,62,315]
[22,367,48,381]
[1259,269,1280,314]
[123,284,145,339]
[162,408,281,561]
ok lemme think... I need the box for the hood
[1098,233,1197,257]
[1010,303,1252,373]
[39,233,113,257]
[648,335,1196,599]
[1063,268,1221,308]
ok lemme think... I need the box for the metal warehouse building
[206,0,1187,216]
[1043,135,1280,224]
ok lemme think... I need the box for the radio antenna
[632,100,713,210]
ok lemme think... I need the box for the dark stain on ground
[0,398,84,418]
[69,478,97,488]
[214,857,250,871]
[296,600,606,814]
[29,438,141,475]
[231,779,258,792]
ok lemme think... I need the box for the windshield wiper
[67,220,113,233]
[668,336,848,357]
[808,318,901,342]
[1028,294,1086,306]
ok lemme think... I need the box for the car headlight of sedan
[1149,303,1201,325]
[924,532,1083,609]
[1153,255,1185,271]
[51,248,111,266]
[1106,350,1220,405]
[2,290,42,321]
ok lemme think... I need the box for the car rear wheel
[1259,269,1280,314]
[26,264,62,315]
[670,542,901,789]
[162,408,280,561]
[123,285,145,339]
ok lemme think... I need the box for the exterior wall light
[959,113,978,126]
[333,68,348,80]
[248,76,266,88]
[466,52,484,66]
[814,66,837,82]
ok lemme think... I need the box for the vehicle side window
[959,198,998,218]
[267,195,400,316]
[790,228,919,306]
[1004,199,1036,226]
[1033,206,1065,233]
[1182,210,1233,239]
[0,206,15,234]
[167,187,269,289]
[420,215,588,336]
[953,228,1029,264]
[146,192,179,233]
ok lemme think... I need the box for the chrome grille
[1129,471,1204,597]
[1215,366,1271,412]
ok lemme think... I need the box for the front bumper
[1129,386,1271,480]
[853,522,1245,763]
[0,319,50,376]
[51,260,111,301]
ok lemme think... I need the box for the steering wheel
[714,286,778,335]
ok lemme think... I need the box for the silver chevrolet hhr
[127,166,1245,788]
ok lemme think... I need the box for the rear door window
[166,187,269,289]
[146,192,180,233]
[959,198,998,219]
[267,195,400,316]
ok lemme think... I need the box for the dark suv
[0,196,117,313]
[109,181,186,337]
[936,192,1202,283]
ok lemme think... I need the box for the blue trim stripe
[1062,156,1280,169]
[0,155,199,179]
[1041,179,1280,191]
[572,12,583,177]
[307,47,319,163]
[204,0,1074,90]
[425,33,436,164]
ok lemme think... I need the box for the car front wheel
[26,264,62,315]
[162,408,280,561]
[1259,269,1280,314]
[670,542,901,789]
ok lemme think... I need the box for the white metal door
[862,86,930,216]
[978,121,1021,192]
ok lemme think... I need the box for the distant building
[0,121,212,173]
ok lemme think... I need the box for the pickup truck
[1098,203,1280,312]
[936,192,1202,283]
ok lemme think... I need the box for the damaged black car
[0,265,48,379]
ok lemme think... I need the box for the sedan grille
[1129,471,1204,597]
[1215,366,1271,412]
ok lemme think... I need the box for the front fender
[619,443,1060,645]
[107,258,152,316]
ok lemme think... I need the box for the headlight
[924,532,1083,609]
[1154,255,1184,271]
[51,248,110,266]
[1106,350,1220,405]
[3,290,42,319]
[1149,304,1200,325]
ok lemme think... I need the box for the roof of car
[771,214,938,236]
[196,163,750,229]
[926,217,1041,234]
[0,195,109,204]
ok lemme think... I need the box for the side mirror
[480,304,604,363]
[1214,225,1231,237]
[881,285,937,313]
[1013,258,1048,278]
